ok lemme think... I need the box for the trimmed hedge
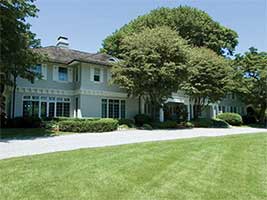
[118,119,135,128]
[134,114,152,126]
[177,121,195,129]
[217,112,243,126]
[58,118,118,132]
[6,117,42,128]
[191,118,230,128]
[152,120,178,129]
[142,124,153,130]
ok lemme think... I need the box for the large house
[4,37,246,122]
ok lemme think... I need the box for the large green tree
[181,47,234,119]
[0,0,43,118]
[111,27,190,119]
[101,6,238,58]
[234,48,267,124]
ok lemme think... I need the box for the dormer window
[58,67,68,81]
[94,68,100,82]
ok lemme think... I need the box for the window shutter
[42,64,47,80]
[53,65,58,81]
[90,66,94,81]
[68,68,73,82]
[100,68,104,82]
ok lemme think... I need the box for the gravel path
[0,127,266,160]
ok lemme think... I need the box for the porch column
[187,104,190,121]
[159,106,164,122]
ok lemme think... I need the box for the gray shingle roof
[34,46,113,66]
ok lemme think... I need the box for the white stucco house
[3,37,246,122]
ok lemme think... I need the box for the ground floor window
[22,96,71,118]
[101,99,125,119]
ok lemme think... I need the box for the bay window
[102,99,126,119]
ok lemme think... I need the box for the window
[232,93,235,100]
[222,106,226,112]
[56,102,70,117]
[23,101,39,117]
[230,106,233,112]
[58,67,68,81]
[101,99,107,118]
[32,64,42,74]
[48,102,55,117]
[41,102,47,117]
[102,99,125,119]
[94,68,100,82]
[120,100,126,119]
[233,106,237,113]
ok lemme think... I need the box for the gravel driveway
[0,127,266,160]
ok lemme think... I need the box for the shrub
[191,118,230,128]
[118,119,135,128]
[134,114,152,126]
[6,117,42,128]
[152,120,178,129]
[191,118,213,128]
[217,112,243,126]
[58,118,118,132]
[142,123,153,130]
[242,115,257,124]
[212,118,230,128]
[118,124,129,130]
[177,121,194,129]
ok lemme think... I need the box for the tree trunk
[138,95,141,114]
[193,105,202,119]
[258,105,267,125]
[12,75,17,119]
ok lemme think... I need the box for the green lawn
[0,133,266,200]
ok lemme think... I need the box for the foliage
[181,47,234,118]
[151,120,178,129]
[234,48,267,123]
[242,115,257,125]
[118,124,129,130]
[4,117,42,128]
[58,118,118,133]
[134,114,152,126]
[111,27,189,118]
[212,118,230,128]
[0,0,44,85]
[142,123,153,130]
[191,118,230,128]
[118,119,135,128]
[101,6,238,57]
[177,121,195,129]
[216,112,243,126]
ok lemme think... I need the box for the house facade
[4,37,246,122]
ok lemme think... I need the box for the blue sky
[29,0,267,54]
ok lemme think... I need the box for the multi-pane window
[101,99,126,119]
[23,101,39,117]
[94,68,100,82]
[22,96,70,118]
[58,67,68,81]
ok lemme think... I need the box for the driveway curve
[0,127,266,160]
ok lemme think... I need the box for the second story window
[94,68,100,82]
[32,64,42,74]
[58,67,68,81]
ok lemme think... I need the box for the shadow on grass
[0,128,58,141]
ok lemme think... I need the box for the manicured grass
[0,133,266,200]
[0,128,72,139]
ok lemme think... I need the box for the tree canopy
[181,47,234,118]
[101,6,238,58]
[234,47,267,123]
[111,27,190,118]
[0,0,43,86]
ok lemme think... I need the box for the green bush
[212,118,230,128]
[217,112,243,126]
[177,121,194,129]
[191,118,230,128]
[6,117,42,128]
[58,118,118,132]
[152,120,178,129]
[191,118,214,128]
[118,124,129,130]
[118,119,135,128]
[142,123,153,130]
[134,114,152,126]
